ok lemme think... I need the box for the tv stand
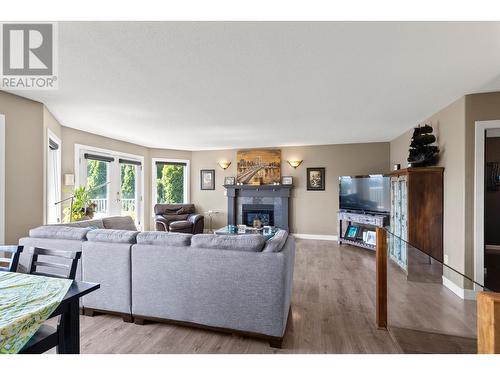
[337,211,389,251]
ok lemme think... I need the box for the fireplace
[224,185,292,231]
[242,204,274,226]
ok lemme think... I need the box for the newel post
[477,291,500,354]
[376,227,388,330]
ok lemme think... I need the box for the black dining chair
[28,247,81,280]
[20,247,82,354]
[0,245,24,272]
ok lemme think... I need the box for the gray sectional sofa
[18,216,295,347]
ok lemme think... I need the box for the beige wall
[192,143,390,235]
[0,92,44,244]
[390,97,467,275]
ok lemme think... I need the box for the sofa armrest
[154,215,169,231]
[188,214,204,234]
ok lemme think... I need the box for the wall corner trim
[442,275,477,301]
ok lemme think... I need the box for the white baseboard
[442,276,477,301]
[292,233,338,241]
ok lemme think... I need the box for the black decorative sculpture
[408,124,439,167]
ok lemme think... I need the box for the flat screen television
[339,175,390,214]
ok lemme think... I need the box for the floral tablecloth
[0,272,72,354]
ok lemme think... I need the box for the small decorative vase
[253,217,262,229]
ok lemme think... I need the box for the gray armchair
[154,204,204,234]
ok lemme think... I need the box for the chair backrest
[154,204,195,215]
[28,247,81,280]
[0,245,24,272]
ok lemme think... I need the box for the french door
[77,147,143,228]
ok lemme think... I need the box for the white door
[118,159,142,226]
[77,147,143,227]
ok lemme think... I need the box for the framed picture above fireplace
[307,167,325,191]
[236,149,281,185]
[200,169,215,190]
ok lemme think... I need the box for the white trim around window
[151,158,191,215]
[46,129,62,224]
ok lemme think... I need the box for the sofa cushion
[262,230,289,253]
[191,234,266,252]
[54,219,105,229]
[154,204,195,215]
[169,220,192,230]
[87,229,139,244]
[176,206,193,215]
[29,226,90,240]
[136,232,192,246]
[102,216,137,231]
[161,214,190,222]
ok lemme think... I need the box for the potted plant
[63,186,97,223]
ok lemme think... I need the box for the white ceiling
[9,22,500,150]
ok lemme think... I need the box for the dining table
[0,271,99,354]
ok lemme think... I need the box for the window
[47,131,62,224]
[152,159,190,206]
[76,145,144,228]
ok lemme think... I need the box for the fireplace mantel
[224,185,292,231]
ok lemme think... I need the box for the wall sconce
[218,160,231,170]
[64,174,75,186]
[287,160,303,169]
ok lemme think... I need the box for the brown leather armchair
[154,204,204,234]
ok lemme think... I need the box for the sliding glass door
[78,147,143,227]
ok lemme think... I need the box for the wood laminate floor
[57,239,477,354]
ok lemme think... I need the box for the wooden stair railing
[376,227,387,330]
[477,292,500,354]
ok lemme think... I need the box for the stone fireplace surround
[224,185,292,231]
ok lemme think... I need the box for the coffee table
[214,226,279,236]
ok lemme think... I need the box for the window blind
[84,153,115,163]
[48,139,59,150]
[155,161,187,166]
[119,158,142,166]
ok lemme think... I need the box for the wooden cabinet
[387,167,444,269]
